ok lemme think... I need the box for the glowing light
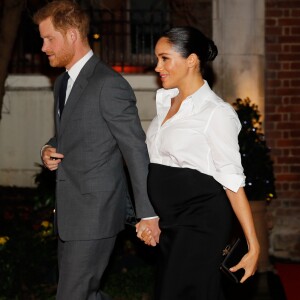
[93,33,100,40]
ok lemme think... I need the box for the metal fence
[9,8,170,75]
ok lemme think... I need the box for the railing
[9,8,171,75]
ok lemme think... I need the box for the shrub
[232,98,276,201]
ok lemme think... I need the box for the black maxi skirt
[148,163,234,300]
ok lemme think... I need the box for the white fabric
[65,50,93,102]
[146,81,245,193]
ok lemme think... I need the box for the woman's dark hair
[161,26,218,73]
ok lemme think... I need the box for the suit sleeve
[44,76,61,149]
[100,75,157,219]
[46,137,57,148]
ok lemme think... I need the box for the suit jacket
[47,55,156,241]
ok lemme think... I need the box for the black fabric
[147,163,234,300]
[59,71,69,117]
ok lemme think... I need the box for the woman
[136,26,260,299]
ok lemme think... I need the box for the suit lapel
[58,55,99,137]
[54,75,62,133]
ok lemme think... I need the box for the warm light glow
[112,65,146,73]
[93,33,100,40]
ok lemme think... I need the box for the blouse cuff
[213,171,245,193]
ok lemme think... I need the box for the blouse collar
[156,80,213,114]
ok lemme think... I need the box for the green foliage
[232,98,276,201]
[0,187,57,299]
[33,163,56,210]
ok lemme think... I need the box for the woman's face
[155,37,190,89]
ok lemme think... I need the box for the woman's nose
[155,62,162,72]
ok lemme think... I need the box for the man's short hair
[33,0,90,39]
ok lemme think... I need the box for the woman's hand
[225,187,260,283]
[230,245,260,283]
[136,218,160,246]
[139,227,154,246]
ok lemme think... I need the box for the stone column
[212,0,265,114]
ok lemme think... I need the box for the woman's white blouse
[146,81,245,193]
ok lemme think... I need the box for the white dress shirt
[64,49,94,104]
[146,81,245,193]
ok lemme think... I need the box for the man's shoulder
[82,56,131,89]
[92,60,132,88]
[93,58,119,76]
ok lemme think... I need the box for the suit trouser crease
[56,236,116,300]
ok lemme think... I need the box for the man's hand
[136,218,160,246]
[42,146,64,171]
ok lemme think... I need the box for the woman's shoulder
[209,95,236,113]
[194,88,232,114]
[193,89,239,128]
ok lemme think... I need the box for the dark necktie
[59,71,69,117]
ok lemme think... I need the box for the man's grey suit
[47,54,156,241]
[47,55,155,300]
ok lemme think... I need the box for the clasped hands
[136,218,161,246]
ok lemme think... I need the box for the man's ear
[69,29,77,42]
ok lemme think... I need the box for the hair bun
[206,40,218,61]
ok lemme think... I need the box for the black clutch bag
[220,237,248,283]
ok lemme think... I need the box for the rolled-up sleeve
[205,104,245,192]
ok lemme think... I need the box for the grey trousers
[56,236,117,300]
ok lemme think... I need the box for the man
[33,1,159,299]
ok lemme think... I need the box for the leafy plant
[0,188,57,299]
[232,98,276,201]
[33,163,56,210]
